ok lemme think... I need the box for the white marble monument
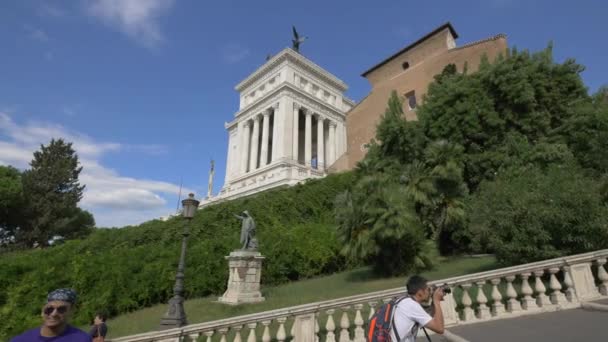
[202,48,354,206]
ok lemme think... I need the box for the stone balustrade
[110,249,608,342]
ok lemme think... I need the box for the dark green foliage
[418,45,591,190]
[554,87,608,174]
[467,164,608,265]
[0,166,23,246]
[334,173,430,275]
[347,44,608,267]
[0,172,353,340]
[347,92,468,259]
[13,139,95,247]
[335,93,448,275]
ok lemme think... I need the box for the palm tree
[423,140,468,241]
[334,173,428,275]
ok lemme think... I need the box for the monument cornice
[235,48,348,93]
[287,63,356,105]
[284,88,346,124]
[227,83,347,129]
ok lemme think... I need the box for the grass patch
[101,255,497,338]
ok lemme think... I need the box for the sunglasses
[43,305,69,315]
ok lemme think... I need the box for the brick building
[331,23,507,171]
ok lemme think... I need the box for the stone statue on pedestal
[234,210,258,250]
[219,210,265,305]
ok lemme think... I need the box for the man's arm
[424,289,445,334]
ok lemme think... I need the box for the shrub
[0,172,353,340]
[467,164,608,265]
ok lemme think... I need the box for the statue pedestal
[218,250,266,305]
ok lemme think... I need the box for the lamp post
[159,193,200,330]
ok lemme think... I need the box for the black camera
[431,284,451,294]
[421,285,452,315]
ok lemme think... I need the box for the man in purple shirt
[10,289,91,342]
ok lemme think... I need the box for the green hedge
[0,172,354,340]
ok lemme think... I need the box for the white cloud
[0,112,192,228]
[82,188,166,210]
[0,113,121,160]
[221,43,251,64]
[86,0,175,48]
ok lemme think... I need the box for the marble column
[304,109,312,167]
[249,115,260,171]
[292,103,300,163]
[260,109,271,167]
[270,102,281,162]
[240,121,252,174]
[225,127,236,183]
[328,121,336,165]
[316,116,325,170]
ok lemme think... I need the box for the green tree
[353,92,468,254]
[0,166,23,246]
[363,92,426,177]
[467,164,608,265]
[554,86,608,175]
[334,173,430,275]
[19,139,94,246]
[418,45,591,189]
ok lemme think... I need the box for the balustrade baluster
[276,317,287,342]
[188,332,200,342]
[246,323,257,342]
[353,304,365,342]
[218,328,229,342]
[368,301,377,321]
[490,278,505,316]
[534,270,551,307]
[520,273,536,310]
[548,268,566,305]
[339,307,351,342]
[476,280,491,320]
[203,330,214,342]
[505,275,521,313]
[315,314,320,342]
[562,266,576,303]
[290,317,295,342]
[232,325,243,342]
[596,258,608,296]
[261,321,271,342]
[460,283,475,321]
[325,309,336,342]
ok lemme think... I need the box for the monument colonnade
[237,101,340,174]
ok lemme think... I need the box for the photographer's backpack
[367,296,432,342]
[367,296,407,342]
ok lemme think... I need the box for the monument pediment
[236,48,349,94]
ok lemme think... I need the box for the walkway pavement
[417,301,608,341]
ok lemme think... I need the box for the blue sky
[1,0,606,227]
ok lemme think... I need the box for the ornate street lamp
[159,193,200,330]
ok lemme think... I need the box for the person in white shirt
[391,275,445,342]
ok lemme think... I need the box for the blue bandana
[47,288,77,304]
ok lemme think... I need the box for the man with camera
[391,275,445,342]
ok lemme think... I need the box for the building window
[402,61,410,70]
[405,91,416,110]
